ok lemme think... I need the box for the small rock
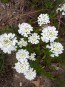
[19,82,22,87]
[15,74,19,79]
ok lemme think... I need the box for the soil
[0,0,37,28]
[0,0,65,87]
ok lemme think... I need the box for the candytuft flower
[56,3,65,15]
[41,26,58,43]
[18,38,27,48]
[28,33,40,44]
[29,53,36,61]
[0,33,17,54]
[18,23,33,37]
[14,61,30,73]
[38,13,50,26]
[24,68,36,81]
[16,49,29,61]
[46,42,64,57]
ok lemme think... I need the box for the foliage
[0,52,6,74]
[30,60,54,79]
[1,0,10,3]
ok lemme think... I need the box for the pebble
[19,82,22,87]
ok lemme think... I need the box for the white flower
[29,53,36,61]
[18,38,27,48]
[57,3,65,15]
[28,33,40,44]
[18,23,33,37]
[14,61,30,73]
[38,13,50,26]
[24,68,36,81]
[41,26,58,43]
[46,42,64,57]
[0,33,17,54]
[16,49,29,61]
[56,3,65,15]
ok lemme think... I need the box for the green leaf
[30,61,54,79]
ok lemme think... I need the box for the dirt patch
[0,0,27,28]
[0,65,13,87]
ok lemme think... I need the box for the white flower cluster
[15,49,36,80]
[0,13,64,81]
[18,23,40,44]
[41,26,64,57]
[24,68,36,81]
[38,13,64,57]
[18,23,33,37]
[46,42,64,57]
[28,33,40,44]
[0,33,17,54]
[15,61,30,73]
[56,3,65,15]
[16,49,29,61]
[29,53,36,61]
[38,13,50,26]
[18,38,27,48]
[41,26,58,43]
